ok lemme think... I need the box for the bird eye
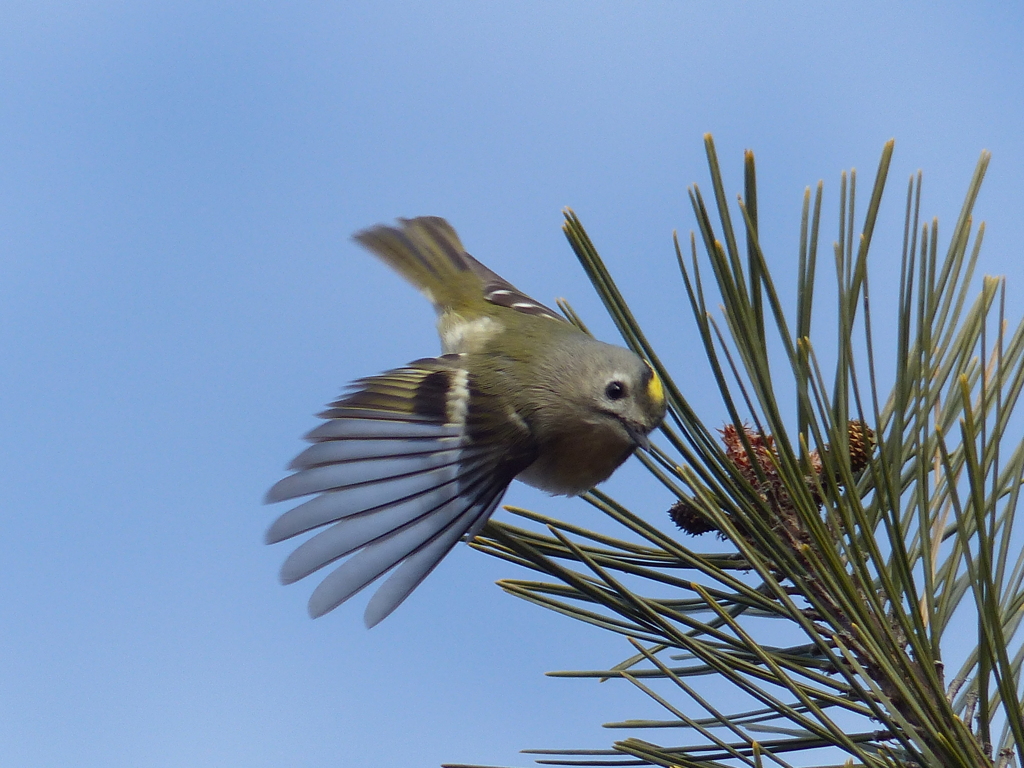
[605,381,627,400]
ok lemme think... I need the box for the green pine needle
[470,138,1023,768]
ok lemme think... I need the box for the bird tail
[353,216,486,314]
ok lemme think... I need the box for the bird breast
[515,420,637,496]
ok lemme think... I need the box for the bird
[265,216,667,627]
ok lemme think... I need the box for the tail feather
[354,216,565,324]
[353,217,481,313]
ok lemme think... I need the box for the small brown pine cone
[847,420,875,472]
[668,498,720,535]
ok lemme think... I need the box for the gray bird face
[580,343,666,448]
[514,339,668,496]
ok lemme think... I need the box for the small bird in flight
[266,217,666,626]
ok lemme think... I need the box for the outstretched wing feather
[276,456,496,581]
[265,447,463,503]
[307,474,506,621]
[362,486,506,627]
[266,356,533,622]
[288,436,451,470]
[304,417,454,441]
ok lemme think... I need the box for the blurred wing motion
[265,355,530,627]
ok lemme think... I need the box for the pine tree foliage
[451,137,1024,768]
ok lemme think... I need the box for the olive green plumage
[267,216,666,626]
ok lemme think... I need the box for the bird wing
[266,355,533,626]
[459,249,566,321]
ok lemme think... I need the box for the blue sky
[2,3,1023,767]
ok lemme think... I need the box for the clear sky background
[2,3,1023,767]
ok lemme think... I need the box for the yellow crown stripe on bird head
[645,363,665,410]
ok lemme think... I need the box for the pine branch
[469,139,1024,768]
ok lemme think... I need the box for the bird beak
[625,423,652,452]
